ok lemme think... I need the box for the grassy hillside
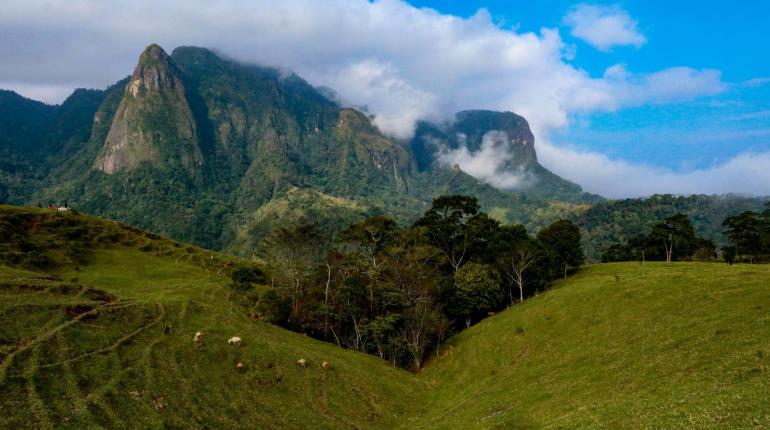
[2,205,769,429]
[414,262,770,429]
[0,206,423,429]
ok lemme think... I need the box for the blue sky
[411,0,770,170]
[2,0,769,196]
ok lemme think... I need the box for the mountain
[0,89,105,205]
[0,44,765,256]
[95,44,203,174]
[411,109,598,202]
[2,205,769,428]
[9,44,591,253]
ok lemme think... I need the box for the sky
[1,0,769,198]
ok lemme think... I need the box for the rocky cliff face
[95,44,202,174]
[410,110,595,202]
[411,110,537,172]
[1,43,598,252]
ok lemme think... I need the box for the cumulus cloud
[330,59,439,139]
[563,4,646,51]
[537,138,770,198]
[0,0,718,135]
[0,0,752,196]
[436,131,534,189]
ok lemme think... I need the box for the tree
[649,214,697,262]
[499,241,540,304]
[454,263,503,326]
[258,223,327,319]
[723,211,765,263]
[399,303,445,371]
[414,195,480,273]
[602,243,632,263]
[537,219,584,278]
[339,216,399,312]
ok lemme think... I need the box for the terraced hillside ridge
[0,206,423,429]
[2,206,769,428]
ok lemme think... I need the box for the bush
[230,266,266,284]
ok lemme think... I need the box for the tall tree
[414,195,480,273]
[723,211,766,263]
[499,241,540,304]
[454,263,503,326]
[650,214,697,262]
[537,219,585,278]
[258,223,327,319]
[339,216,399,312]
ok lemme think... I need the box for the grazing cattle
[321,361,329,369]
[228,336,242,346]
[193,331,203,343]
[236,362,245,371]
[297,358,307,368]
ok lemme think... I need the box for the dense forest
[230,195,583,370]
[602,202,770,264]
[577,194,767,261]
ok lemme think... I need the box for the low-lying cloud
[537,138,770,198]
[436,131,534,190]
[1,0,764,197]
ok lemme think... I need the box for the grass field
[1,206,769,428]
[415,262,770,429]
[0,207,424,429]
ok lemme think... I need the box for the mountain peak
[125,44,182,98]
[94,44,202,174]
[137,43,169,65]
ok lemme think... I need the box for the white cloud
[436,130,534,189]
[329,59,439,140]
[563,4,646,51]
[0,0,744,196]
[537,138,770,198]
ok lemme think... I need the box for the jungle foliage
[251,195,582,370]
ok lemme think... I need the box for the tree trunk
[324,263,331,340]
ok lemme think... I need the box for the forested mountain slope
[1,44,765,258]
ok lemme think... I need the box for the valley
[1,206,768,428]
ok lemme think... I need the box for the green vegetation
[722,202,770,263]
[256,196,581,369]
[0,205,424,429]
[415,262,770,429]
[577,194,767,261]
[602,213,716,263]
[2,206,769,428]
[1,45,766,264]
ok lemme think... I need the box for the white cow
[193,331,203,343]
[228,336,242,346]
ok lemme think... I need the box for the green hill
[0,206,423,429]
[415,262,770,429]
[2,206,769,428]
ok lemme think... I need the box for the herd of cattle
[192,331,329,370]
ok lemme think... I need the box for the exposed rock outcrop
[95,44,203,174]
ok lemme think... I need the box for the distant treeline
[231,195,583,371]
[602,202,770,264]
